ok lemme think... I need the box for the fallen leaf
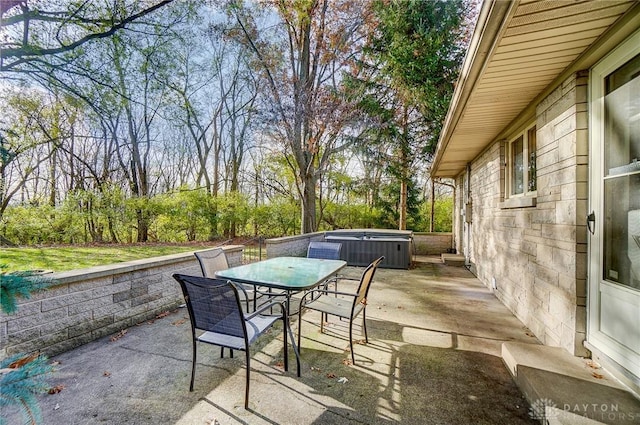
[274,361,285,369]
[592,372,604,379]
[586,360,600,369]
[156,311,171,319]
[355,339,367,345]
[342,359,352,366]
[103,371,111,377]
[397,305,404,309]
[310,366,322,372]
[8,352,39,369]
[172,319,186,326]
[48,385,64,394]
[326,373,336,379]
[110,329,128,342]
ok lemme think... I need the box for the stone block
[536,148,560,170]
[0,301,41,320]
[533,263,559,286]
[131,292,163,307]
[91,281,131,298]
[113,269,149,284]
[552,248,575,276]
[41,290,93,312]
[558,275,576,293]
[7,307,67,333]
[68,296,113,316]
[68,315,114,338]
[26,283,69,302]
[549,293,573,323]
[8,326,40,345]
[44,333,94,357]
[537,244,553,265]
[93,302,128,320]
[72,276,113,292]
[555,200,576,225]
[92,320,131,341]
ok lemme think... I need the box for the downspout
[465,163,472,267]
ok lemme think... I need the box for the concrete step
[441,253,465,266]
[502,342,640,424]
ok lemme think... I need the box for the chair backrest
[194,248,229,278]
[307,241,342,260]
[353,256,385,310]
[173,274,245,338]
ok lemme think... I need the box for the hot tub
[324,229,413,269]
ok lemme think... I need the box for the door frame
[587,29,640,382]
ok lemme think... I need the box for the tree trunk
[301,172,317,234]
[399,178,407,230]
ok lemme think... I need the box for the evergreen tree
[0,268,54,425]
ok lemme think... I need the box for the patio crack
[118,344,192,364]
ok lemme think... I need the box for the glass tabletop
[215,257,347,291]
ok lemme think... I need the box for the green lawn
[1,245,203,273]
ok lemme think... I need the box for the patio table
[216,256,347,376]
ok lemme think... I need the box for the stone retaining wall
[0,246,243,358]
[267,231,453,257]
[413,233,453,255]
[265,232,325,258]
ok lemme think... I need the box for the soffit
[432,0,638,178]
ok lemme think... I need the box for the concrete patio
[3,257,634,424]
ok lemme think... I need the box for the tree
[0,0,176,72]
[353,0,472,230]
[223,0,372,233]
[0,267,54,425]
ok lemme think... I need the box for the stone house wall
[462,72,589,356]
[0,247,243,358]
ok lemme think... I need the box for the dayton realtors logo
[528,398,558,420]
[529,399,639,422]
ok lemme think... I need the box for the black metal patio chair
[172,274,290,409]
[297,256,384,365]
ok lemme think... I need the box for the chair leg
[244,350,250,409]
[283,316,289,372]
[297,308,303,356]
[190,341,197,391]
[220,347,224,358]
[349,318,355,365]
[363,309,368,343]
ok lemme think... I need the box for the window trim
[500,122,537,209]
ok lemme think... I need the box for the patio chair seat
[198,314,279,349]
[298,256,384,365]
[301,295,365,320]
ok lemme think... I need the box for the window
[507,124,537,197]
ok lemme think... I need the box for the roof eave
[431,0,517,179]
